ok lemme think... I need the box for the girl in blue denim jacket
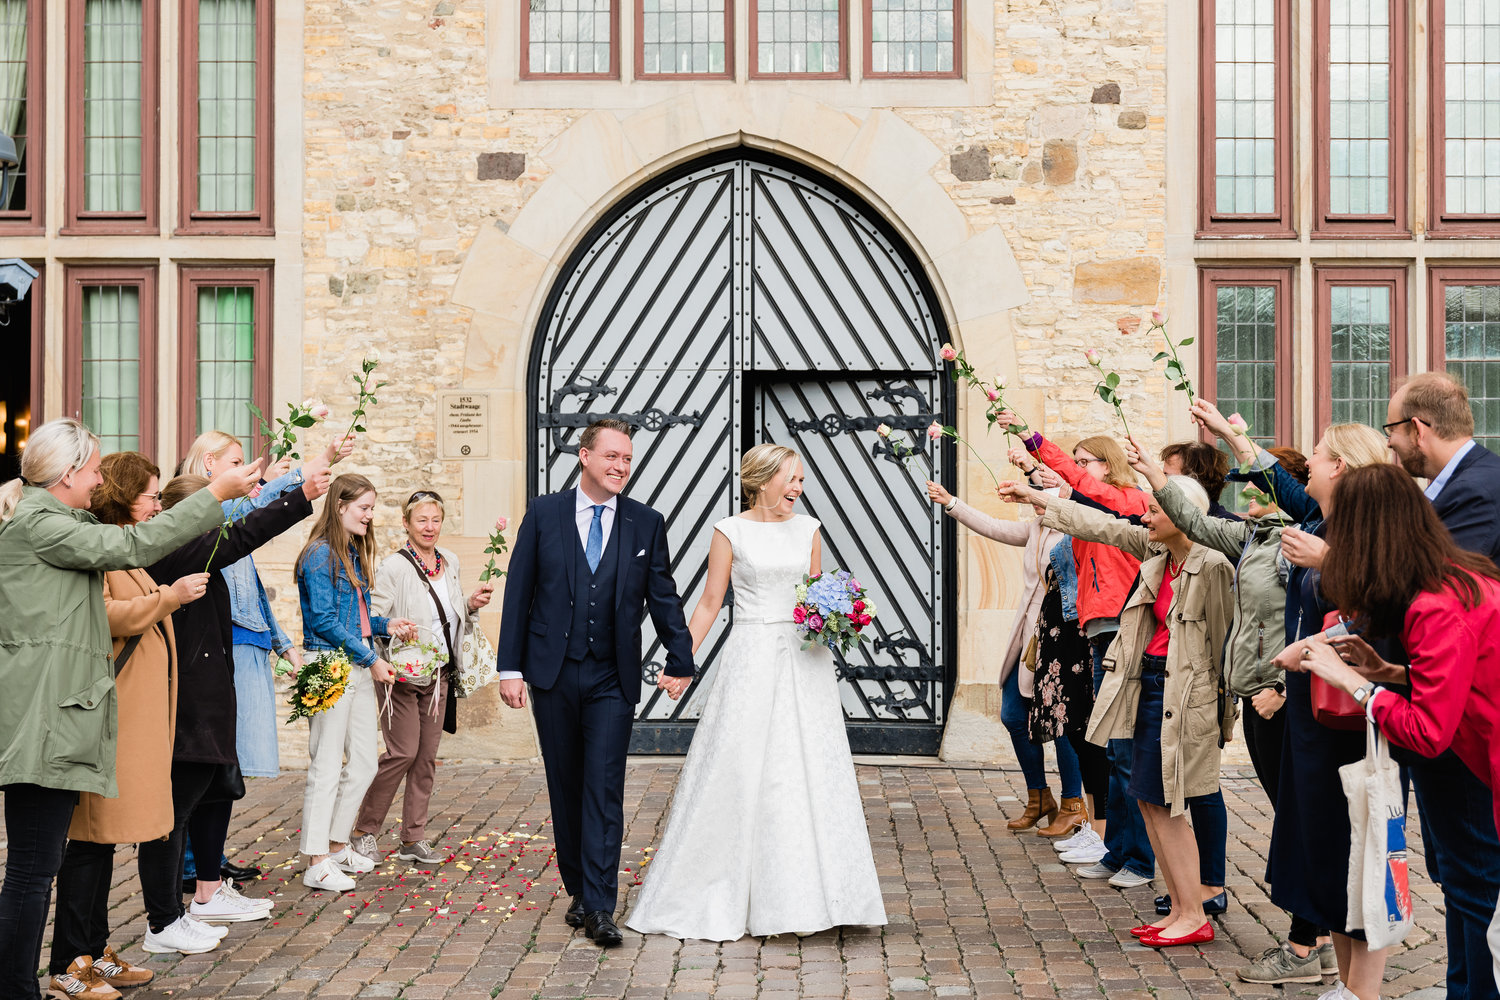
[295,473,416,892]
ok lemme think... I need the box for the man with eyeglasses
[1383,371,1500,1000]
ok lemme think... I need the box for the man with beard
[1383,371,1500,1000]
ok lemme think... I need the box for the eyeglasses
[1381,416,1424,437]
[1076,457,1108,467]
[138,491,162,504]
[407,490,444,506]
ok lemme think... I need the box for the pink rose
[927,422,944,441]
[495,516,508,532]
[1227,413,1249,433]
[1084,348,1101,364]
[807,614,824,632]
[852,600,865,613]
[793,606,808,624]
[985,389,1001,402]
[875,423,892,438]
[1151,308,1165,324]
[939,343,958,362]
[248,484,263,499]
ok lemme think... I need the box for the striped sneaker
[48,956,123,1000]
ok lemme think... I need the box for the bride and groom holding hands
[495,419,887,945]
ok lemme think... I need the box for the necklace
[405,541,443,578]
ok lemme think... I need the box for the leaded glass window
[194,286,256,439]
[639,0,727,75]
[1329,284,1393,426]
[0,0,32,214]
[82,0,144,213]
[1443,0,1500,216]
[1328,0,1390,215]
[755,0,841,75]
[1213,0,1277,215]
[1444,283,1500,453]
[81,285,142,453]
[868,0,956,76]
[197,0,257,212]
[1214,284,1280,444]
[527,0,614,76]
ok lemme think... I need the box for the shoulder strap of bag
[398,549,459,671]
[114,625,159,678]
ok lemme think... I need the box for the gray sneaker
[350,833,381,865]
[397,839,443,864]
[1237,943,1325,985]
[1075,862,1117,879]
[1318,942,1337,974]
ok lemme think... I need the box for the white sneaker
[142,916,221,955]
[329,845,375,874]
[183,913,230,939]
[304,858,356,892]
[1059,838,1109,864]
[189,883,273,922]
[1074,861,1117,879]
[1316,983,1357,1000]
[1054,822,1099,853]
[1108,868,1154,889]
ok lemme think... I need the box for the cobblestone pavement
[18,758,1447,1000]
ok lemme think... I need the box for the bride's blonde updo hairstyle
[740,443,800,510]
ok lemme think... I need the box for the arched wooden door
[527,149,956,754]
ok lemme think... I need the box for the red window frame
[1197,266,1295,443]
[1197,0,1295,238]
[1312,0,1409,237]
[520,0,621,80]
[0,0,45,235]
[63,0,160,235]
[861,0,962,80]
[1428,0,1500,236]
[1313,266,1408,429]
[748,0,848,80]
[177,266,273,457]
[177,0,275,235]
[633,0,734,80]
[64,265,160,452]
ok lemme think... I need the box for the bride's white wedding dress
[625,513,887,941]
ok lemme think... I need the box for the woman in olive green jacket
[0,418,260,1000]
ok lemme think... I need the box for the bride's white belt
[733,615,795,625]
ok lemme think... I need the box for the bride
[624,444,887,941]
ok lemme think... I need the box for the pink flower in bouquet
[939,343,958,362]
[927,422,944,441]
[792,606,808,624]
[1084,348,1101,364]
[850,578,860,590]
[1151,308,1165,325]
[852,600,866,613]
[1227,412,1249,434]
[807,613,825,632]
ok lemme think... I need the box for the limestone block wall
[288,0,1173,762]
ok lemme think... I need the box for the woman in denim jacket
[296,473,416,892]
[182,430,353,781]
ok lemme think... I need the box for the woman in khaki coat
[48,453,211,994]
[1001,459,1234,950]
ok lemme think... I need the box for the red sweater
[1370,579,1500,831]
[1026,433,1148,629]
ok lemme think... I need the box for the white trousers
[300,665,379,855]
[1491,889,1500,995]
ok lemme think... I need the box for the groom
[496,419,696,946]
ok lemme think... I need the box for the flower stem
[948,430,1000,487]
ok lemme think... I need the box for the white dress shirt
[498,489,620,682]
[1424,438,1476,501]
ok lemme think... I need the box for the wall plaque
[439,392,489,458]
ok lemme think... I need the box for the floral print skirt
[1027,576,1093,744]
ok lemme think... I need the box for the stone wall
[288,0,1172,762]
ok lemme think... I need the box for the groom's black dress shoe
[565,896,586,928]
[221,860,262,882]
[584,911,623,946]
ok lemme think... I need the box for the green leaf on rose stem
[1178,337,1194,347]
[1175,383,1190,391]
[942,424,958,436]
[355,424,366,433]
[1152,351,1169,362]
[1105,372,1120,389]
[293,415,316,427]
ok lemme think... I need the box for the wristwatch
[1352,681,1377,705]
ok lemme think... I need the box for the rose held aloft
[939,343,958,362]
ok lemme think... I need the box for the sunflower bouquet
[286,649,353,724]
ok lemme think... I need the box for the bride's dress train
[624,514,887,941]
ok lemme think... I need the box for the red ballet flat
[1129,924,1164,937]
[1141,921,1214,948]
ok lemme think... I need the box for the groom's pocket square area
[637,549,646,557]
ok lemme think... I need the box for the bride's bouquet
[285,650,353,724]
[792,570,877,656]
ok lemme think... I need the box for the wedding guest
[135,462,332,952]
[1293,463,1500,1000]
[926,471,1086,837]
[47,453,207,994]
[1159,441,1237,519]
[0,419,259,1000]
[997,414,1154,888]
[296,474,417,892]
[348,490,493,867]
[1000,473,1235,948]
[1200,400,1393,999]
[1382,372,1500,1000]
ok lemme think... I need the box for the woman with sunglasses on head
[347,490,493,867]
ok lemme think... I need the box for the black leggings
[0,784,78,1000]
[135,762,234,932]
[1066,730,1111,807]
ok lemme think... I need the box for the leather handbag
[1312,610,1366,731]
[202,762,247,803]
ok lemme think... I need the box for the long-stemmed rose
[478,516,511,582]
[940,342,1029,439]
[1225,411,1284,513]
[204,484,263,571]
[874,422,920,469]
[1146,309,1198,406]
[251,398,331,462]
[1085,348,1134,440]
[344,355,389,441]
[928,420,1000,487]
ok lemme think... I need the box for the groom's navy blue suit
[497,488,694,914]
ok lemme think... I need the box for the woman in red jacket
[1295,463,1500,999]
[998,413,1155,884]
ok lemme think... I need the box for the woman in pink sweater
[1293,463,1500,997]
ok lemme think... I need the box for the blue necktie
[585,504,605,573]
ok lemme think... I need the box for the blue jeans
[233,642,281,778]
[1409,754,1500,1000]
[1002,668,1083,798]
[1091,637,1154,878]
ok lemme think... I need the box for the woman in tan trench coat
[1001,456,1235,951]
[46,453,212,995]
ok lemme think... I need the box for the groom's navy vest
[565,519,620,662]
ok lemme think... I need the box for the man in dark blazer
[496,419,695,946]
[1385,372,1500,1000]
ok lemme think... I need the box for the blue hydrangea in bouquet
[792,570,877,656]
